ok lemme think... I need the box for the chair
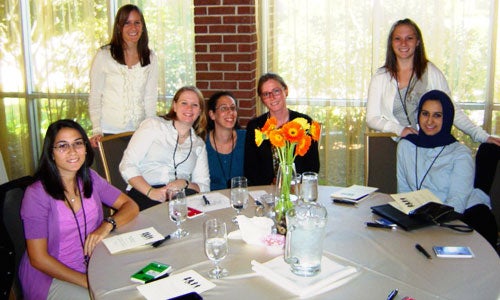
[474,143,500,230]
[364,132,398,194]
[0,175,34,300]
[97,131,134,193]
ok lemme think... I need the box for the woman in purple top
[19,119,139,300]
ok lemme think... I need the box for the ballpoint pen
[415,243,432,259]
[332,199,357,205]
[202,195,210,205]
[365,222,394,229]
[151,235,171,248]
[387,288,398,300]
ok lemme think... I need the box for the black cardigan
[244,110,320,186]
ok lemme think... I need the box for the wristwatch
[104,217,117,232]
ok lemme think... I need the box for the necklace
[212,130,234,187]
[173,124,193,180]
[397,70,415,126]
[415,145,446,190]
[65,183,89,265]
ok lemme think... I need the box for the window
[0,0,195,179]
[261,0,500,186]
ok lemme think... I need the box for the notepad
[102,227,164,254]
[330,185,378,202]
[186,192,230,213]
[137,270,215,300]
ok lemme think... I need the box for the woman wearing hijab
[397,90,497,248]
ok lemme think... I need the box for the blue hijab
[404,90,457,148]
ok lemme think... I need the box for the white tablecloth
[88,186,500,299]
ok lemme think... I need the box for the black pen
[202,195,210,205]
[333,199,357,205]
[151,235,171,248]
[145,272,170,283]
[365,222,394,229]
[387,288,398,300]
[415,243,432,259]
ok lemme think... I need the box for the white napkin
[251,256,357,299]
[228,215,274,246]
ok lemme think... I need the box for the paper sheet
[389,189,442,215]
[102,227,164,254]
[137,270,215,300]
[330,185,378,201]
[186,192,231,213]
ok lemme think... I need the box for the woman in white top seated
[120,86,210,210]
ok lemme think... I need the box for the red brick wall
[194,0,258,126]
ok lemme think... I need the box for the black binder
[370,203,460,231]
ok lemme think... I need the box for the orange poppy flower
[295,135,312,156]
[269,130,286,148]
[282,121,305,143]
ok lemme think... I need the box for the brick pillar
[194,0,258,126]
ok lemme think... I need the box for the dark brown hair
[107,4,151,66]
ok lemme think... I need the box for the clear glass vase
[274,162,297,235]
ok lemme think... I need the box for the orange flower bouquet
[255,117,321,230]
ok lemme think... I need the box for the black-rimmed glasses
[216,105,237,113]
[53,140,86,153]
[260,87,282,99]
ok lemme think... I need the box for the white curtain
[262,0,498,186]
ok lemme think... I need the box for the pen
[387,288,398,300]
[151,235,171,248]
[333,199,357,205]
[202,195,210,205]
[145,272,170,283]
[415,243,432,259]
[365,222,394,229]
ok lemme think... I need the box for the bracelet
[146,187,153,197]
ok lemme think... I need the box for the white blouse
[89,46,159,135]
[119,117,210,192]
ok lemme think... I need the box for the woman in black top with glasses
[244,73,320,186]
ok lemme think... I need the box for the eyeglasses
[260,87,282,99]
[216,105,237,113]
[53,140,86,153]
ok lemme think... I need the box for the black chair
[0,175,34,300]
[364,132,398,194]
[474,143,500,230]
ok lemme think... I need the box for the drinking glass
[230,176,248,224]
[301,172,318,202]
[204,219,229,279]
[168,188,188,238]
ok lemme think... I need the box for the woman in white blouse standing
[88,4,158,147]
[366,18,500,146]
[119,86,210,210]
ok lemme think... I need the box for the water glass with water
[301,172,318,202]
[204,218,229,279]
[168,188,188,238]
[230,176,248,224]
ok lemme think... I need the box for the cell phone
[187,207,204,219]
[432,246,474,258]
